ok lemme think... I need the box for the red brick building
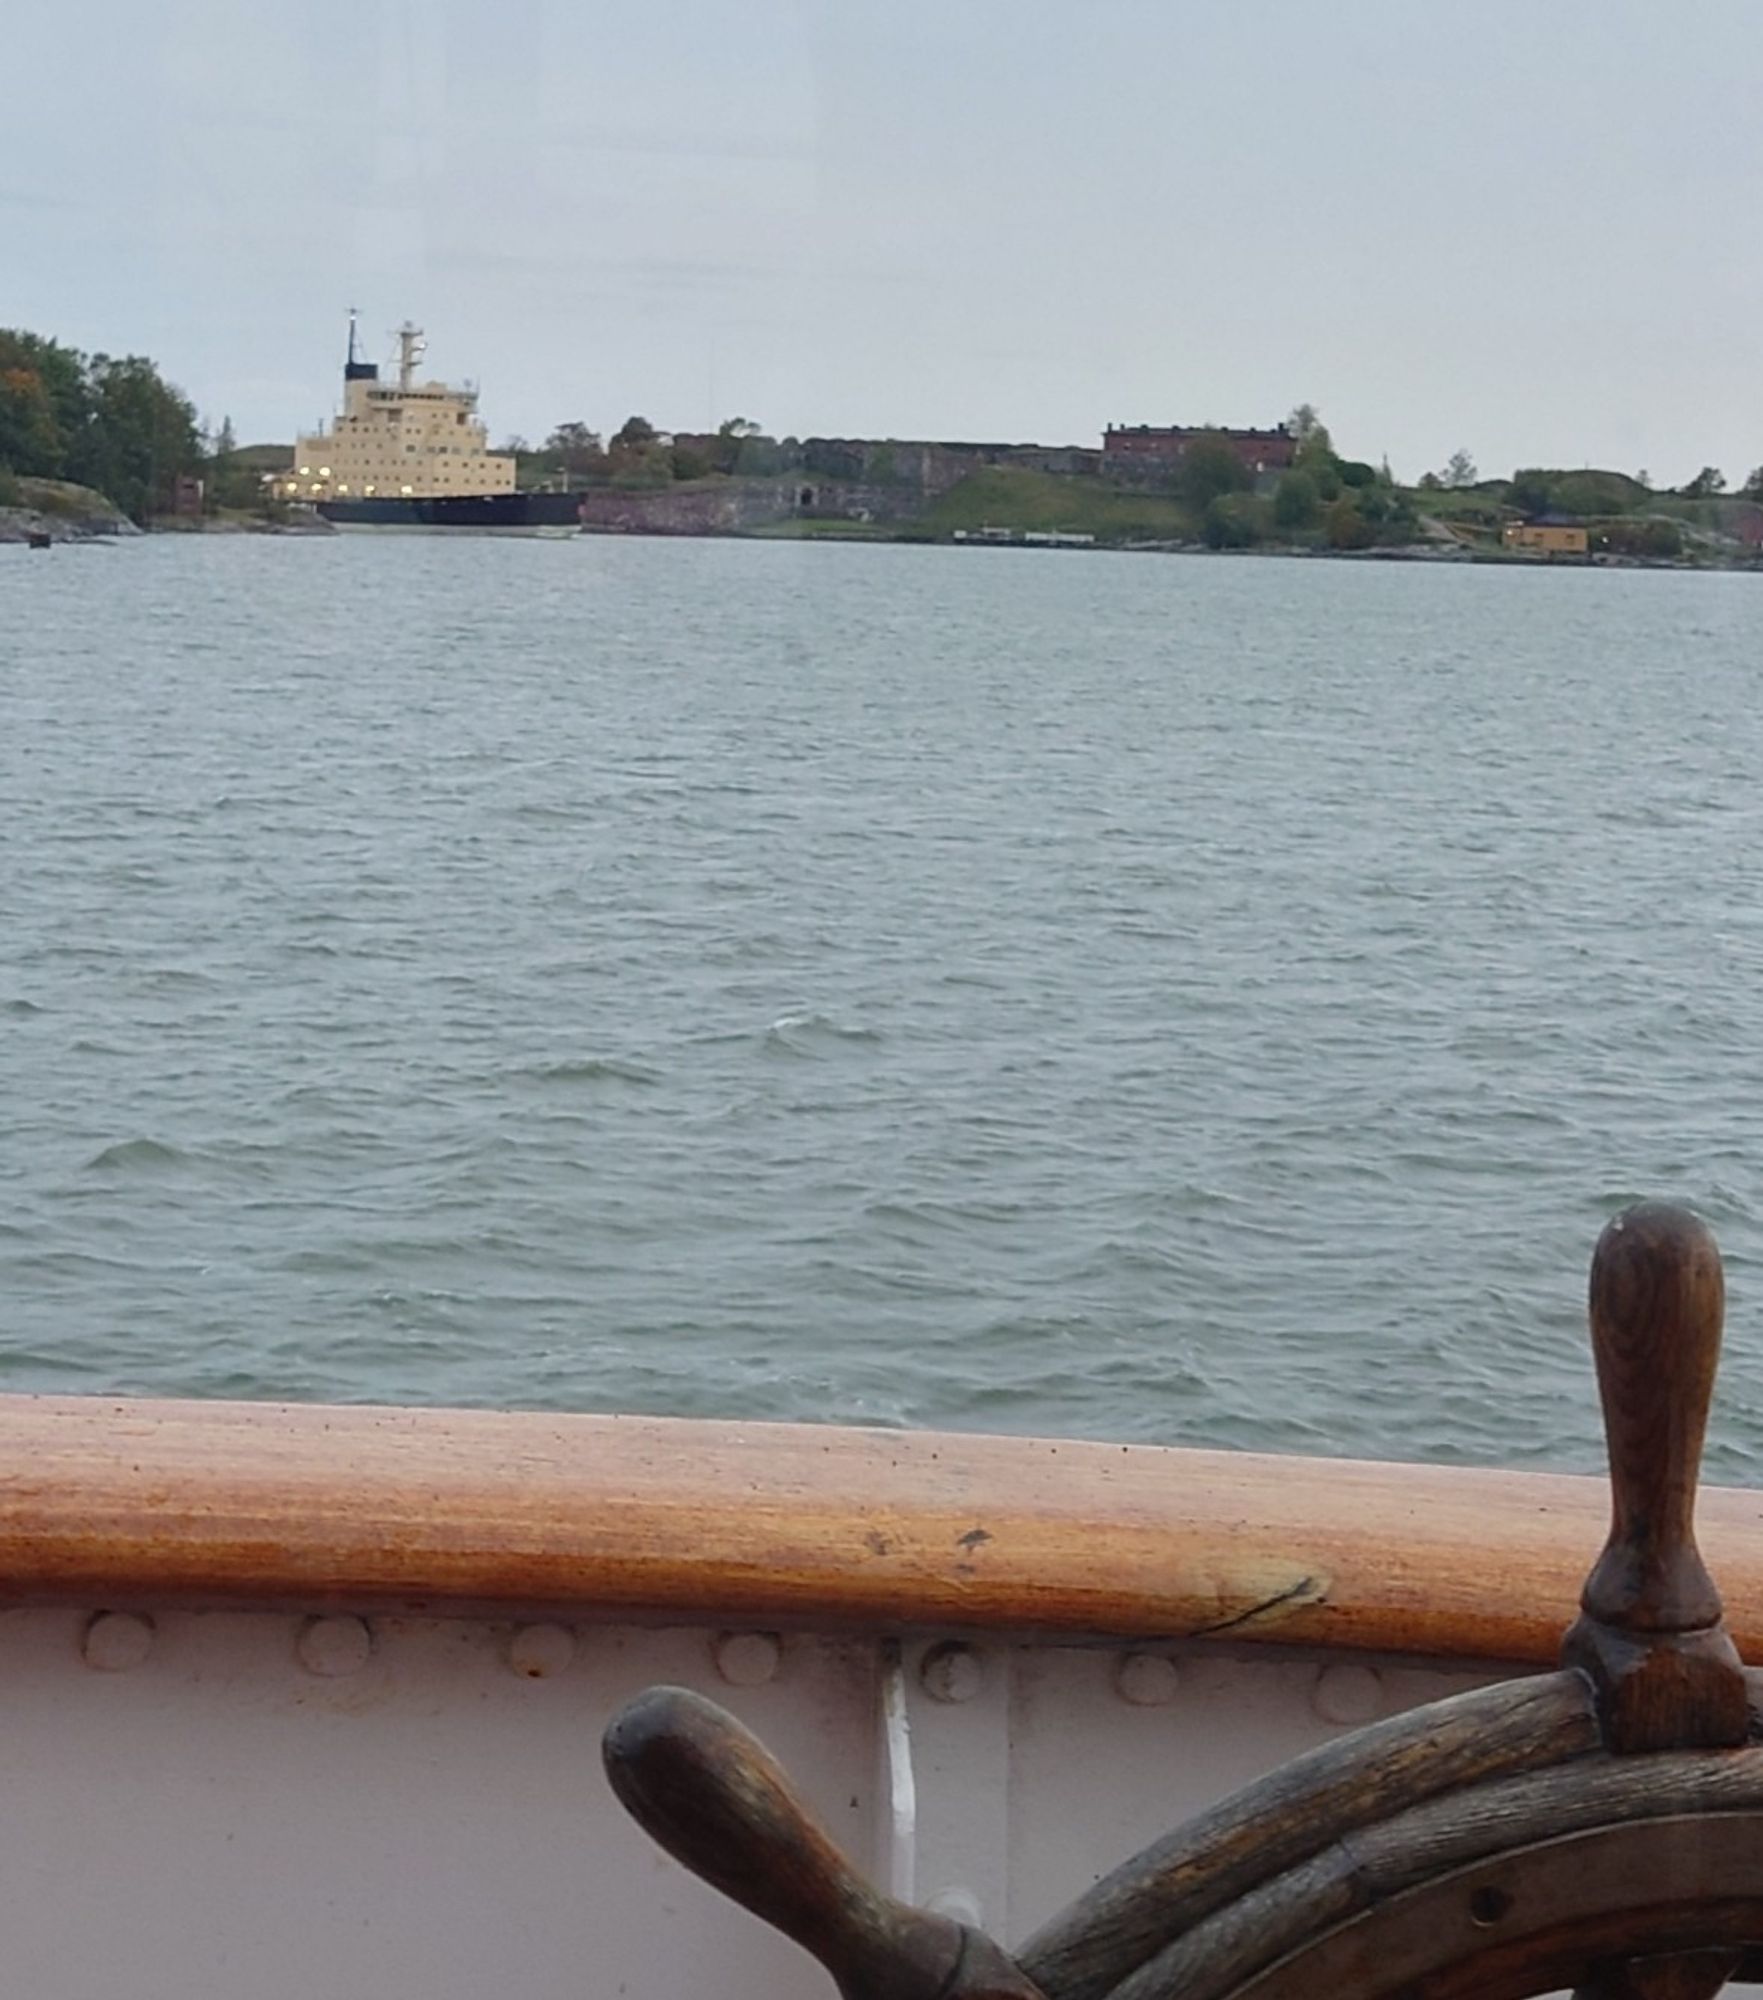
[1102,424,1296,476]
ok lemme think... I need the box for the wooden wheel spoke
[603,1202,1763,2000]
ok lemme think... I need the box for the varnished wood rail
[602,1202,1763,2000]
[0,1389,1758,1661]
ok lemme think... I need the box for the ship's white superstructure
[281,317,515,503]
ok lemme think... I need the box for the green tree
[1355,485,1392,526]
[0,329,200,519]
[609,414,666,480]
[1176,433,1250,509]
[1325,497,1373,549]
[0,361,60,472]
[1682,465,1726,498]
[0,330,91,476]
[1644,518,1685,558]
[734,434,784,477]
[1272,470,1320,530]
[708,416,762,474]
[545,421,605,475]
[1286,404,1331,458]
[203,415,265,513]
[1443,448,1477,488]
[1378,489,1418,542]
[1744,466,1763,499]
[1291,415,1339,498]
[80,353,201,520]
[1335,459,1377,489]
[1508,469,1555,519]
[1202,493,1263,548]
[1598,517,1683,560]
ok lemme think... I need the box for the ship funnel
[343,307,378,384]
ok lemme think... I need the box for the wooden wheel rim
[1103,1816,1759,2000]
[1215,1813,1763,2000]
[1109,1752,1763,2000]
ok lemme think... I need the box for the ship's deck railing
[0,1390,1758,1665]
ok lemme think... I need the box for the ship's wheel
[604,1203,1763,2000]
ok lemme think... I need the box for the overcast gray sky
[7,1,1761,482]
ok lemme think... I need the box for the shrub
[1326,498,1374,549]
[1203,494,1265,548]
[1273,471,1320,530]
[1508,470,1556,519]
[1176,435,1251,509]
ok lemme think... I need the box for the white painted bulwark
[0,1393,1693,1995]
[0,1606,1498,1999]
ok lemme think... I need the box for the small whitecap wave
[762,1012,883,1056]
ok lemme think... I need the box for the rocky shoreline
[0,478,139,545]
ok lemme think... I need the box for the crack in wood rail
[1187,1574,1325,1637]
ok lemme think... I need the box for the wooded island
[4,325,1760,565]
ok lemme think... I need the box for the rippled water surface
[7,536,1763,1476]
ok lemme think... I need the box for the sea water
[6,534,1763,1478]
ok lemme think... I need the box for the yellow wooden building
[1503,520,1589,557]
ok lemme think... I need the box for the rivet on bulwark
[919,1641,986,1704]
[713,1632,781,1687]
[82,1611,154,1673]
[509,1623,576,1680]
[1311,1662,1384,1727]
[297,1615,374,1678]
[925,1887,984,1929]
[1115,1652,1181,1707]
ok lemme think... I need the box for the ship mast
[343,308,379,386]
[396,322,426,392]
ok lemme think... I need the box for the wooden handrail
[0,1391,1758,1665]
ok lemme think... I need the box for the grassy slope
[15,477,128,520]
[750,518,903,539]
[920,467,1196,540]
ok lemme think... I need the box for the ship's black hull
[316,492,584,532]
